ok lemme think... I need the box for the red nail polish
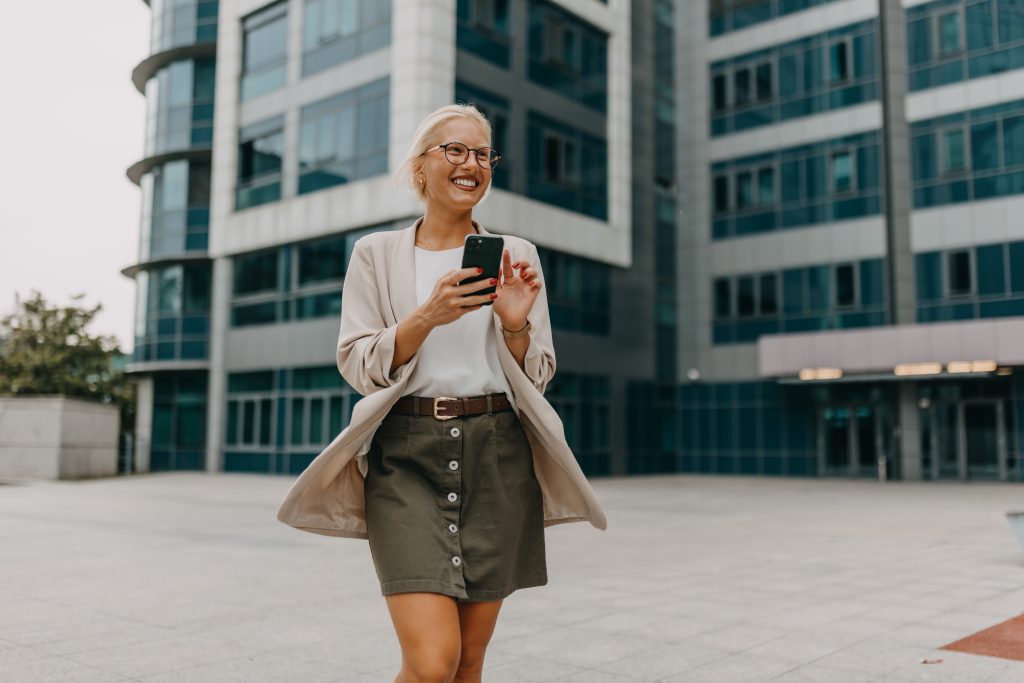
[490,293,497,299]
[489,278,497,284]
[512,262,519,268]
[477,267,484,273]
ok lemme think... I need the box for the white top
[403,245,513,398]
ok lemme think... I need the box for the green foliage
[0,290,135,428]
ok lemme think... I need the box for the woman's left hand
[493,248,541,329]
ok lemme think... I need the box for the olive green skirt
[364,401,548,603]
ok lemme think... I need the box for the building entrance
[818,404,892,478]
[929,400,1008,481]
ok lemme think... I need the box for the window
[302,0,392,75]
[713,175,730,213]
[938,11,962,56]
[714,278,732,317]
[908,17,932,66]
[733,68,751,106]
[241,2,289,100]
[830,150,853,194]
[835,264,855,307]
[829,40,849,83]
[971,121,1000,171]
[712,73,728,111]
[947,250,972,296]
[757,167,775,204]
[941,128,967,174]
[737,276,755,316]
[735,171,753,209]
[297,235,346,285]
[236,117,284,209]
[755,62,772,101]
[759,274,778,314]
[234,250,278,295]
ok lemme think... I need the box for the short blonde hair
[393,103,493,204]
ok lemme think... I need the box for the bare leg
[453,599,504,683]
[385,592,462,683]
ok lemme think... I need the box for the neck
[417,205,477,249]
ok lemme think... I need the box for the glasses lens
[482,149,499,169]
[445,143,468,164]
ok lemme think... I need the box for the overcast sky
[0,1,150,350]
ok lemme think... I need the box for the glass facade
[710,20,878,136]
[907,0,1024,92]
[713,258,887,344]
[241,1,288,100]
[236,116,284,210]
[709,0,843,37]
[143,58,215,157]
[527,0,608,113]
[712,131,882,238]
[454,80,511,191]
[298,78,389,194]
[916,240,1024,321]
[535,246,611,335]
[911,98,1024,208]
[230,225,391,327]
[150,0,219,53]
[224,366,360,474]
[302,0,391,77]
[654,0,678,384]
[546,373,612,476]
[139,160,211,259]
[526,110,608,220]
[133,263,212,362]
[456,0,511,68]
[151,371,208,471]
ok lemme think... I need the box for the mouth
[451,176,480,192]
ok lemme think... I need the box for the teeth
[452,178,477,188]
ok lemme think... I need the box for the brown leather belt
[389,392,512,420]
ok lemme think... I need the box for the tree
[0,290,134,431]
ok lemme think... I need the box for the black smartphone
[459,234,505,306]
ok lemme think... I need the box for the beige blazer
[275,216,609,539]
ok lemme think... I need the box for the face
[416,117,493,211]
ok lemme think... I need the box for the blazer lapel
[388,219,419,325]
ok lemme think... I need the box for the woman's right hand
[417,267,497,329]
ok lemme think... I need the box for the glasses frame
[421,141,502,170]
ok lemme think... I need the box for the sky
[0,1,151,351]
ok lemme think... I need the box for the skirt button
[449,460,459,470]
[447,492,458,502]
[451,555,462,566]
[448,523,458,533]
[450,426,461,438]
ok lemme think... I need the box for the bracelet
[501,319,531,338]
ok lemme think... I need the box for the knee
[402,646,461,683]
[455,650,485,676]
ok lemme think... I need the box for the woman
[276,103,607,683]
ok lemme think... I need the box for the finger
[455,277,497,294]
[502,249,515,283]
[466,292,497,305]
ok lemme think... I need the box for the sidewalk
[1,471,1023,682]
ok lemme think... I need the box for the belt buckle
[433,396,459,420]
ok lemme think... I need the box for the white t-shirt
[403,245,513,398]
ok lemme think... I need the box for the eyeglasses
[421,141,502,170]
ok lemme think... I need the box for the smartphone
[459,234,505,306]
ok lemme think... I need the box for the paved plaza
[2,471,1024,681]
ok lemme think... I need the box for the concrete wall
[0,397,120,481]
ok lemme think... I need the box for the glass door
[964,402,1003,481]
[821,406,851,476]
[819,405,882,478]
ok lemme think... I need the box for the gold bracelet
[501,319,531,338]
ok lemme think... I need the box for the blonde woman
[276,103,608,683]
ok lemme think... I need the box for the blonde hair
[393,103,493,205]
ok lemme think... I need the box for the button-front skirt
[364,403,548,602]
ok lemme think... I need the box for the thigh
[456,598,504,654]
[385,592,462,662]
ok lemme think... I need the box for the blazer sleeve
[519,241,557,395]
[336,238,402,396]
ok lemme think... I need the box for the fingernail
[477,267,484,273]
[490,293,497,299]
[512,262,519,267]
[489,278,497,284]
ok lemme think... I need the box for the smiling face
[415,116,492,212]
